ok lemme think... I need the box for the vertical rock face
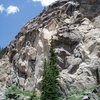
[0,0,100,96]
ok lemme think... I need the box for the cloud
[32,0,58,6]
[6,6,19,15]
[0,4,20,15]
[0,4,5,13]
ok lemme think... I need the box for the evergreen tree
[0,47,6,59]
[41,41,59,100]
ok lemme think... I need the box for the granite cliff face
[0,0,100,96]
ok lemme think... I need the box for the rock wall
[0,0,100,96]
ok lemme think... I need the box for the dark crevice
[96,68,100,85]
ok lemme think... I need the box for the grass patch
[67,85,99,100]
[5,86,32,96]
[5,86,41,100]
[68,97,81,100]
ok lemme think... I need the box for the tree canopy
[41,41,59,100]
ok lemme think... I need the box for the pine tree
[0,47,6,59]
[41,41,59,100]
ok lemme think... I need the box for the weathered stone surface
[0,92,5,100]
[0,0,100,97]
[83,93,99,100]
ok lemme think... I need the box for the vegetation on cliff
[0,47,6,59]
[41,41,60,100]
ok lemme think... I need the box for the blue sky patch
[0,0,44,47]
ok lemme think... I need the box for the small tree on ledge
[0,47,6,59]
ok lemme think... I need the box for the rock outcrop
[0,0,100,96]
[82,86,100,100]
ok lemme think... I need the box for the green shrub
[67,85,99,100]
[5,86,32,99]
[0,47,6,59]
[68,97,81,100]
[29,91,40,100]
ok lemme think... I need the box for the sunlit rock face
[0,0,100,96]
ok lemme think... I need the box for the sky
[0,0,57,48]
